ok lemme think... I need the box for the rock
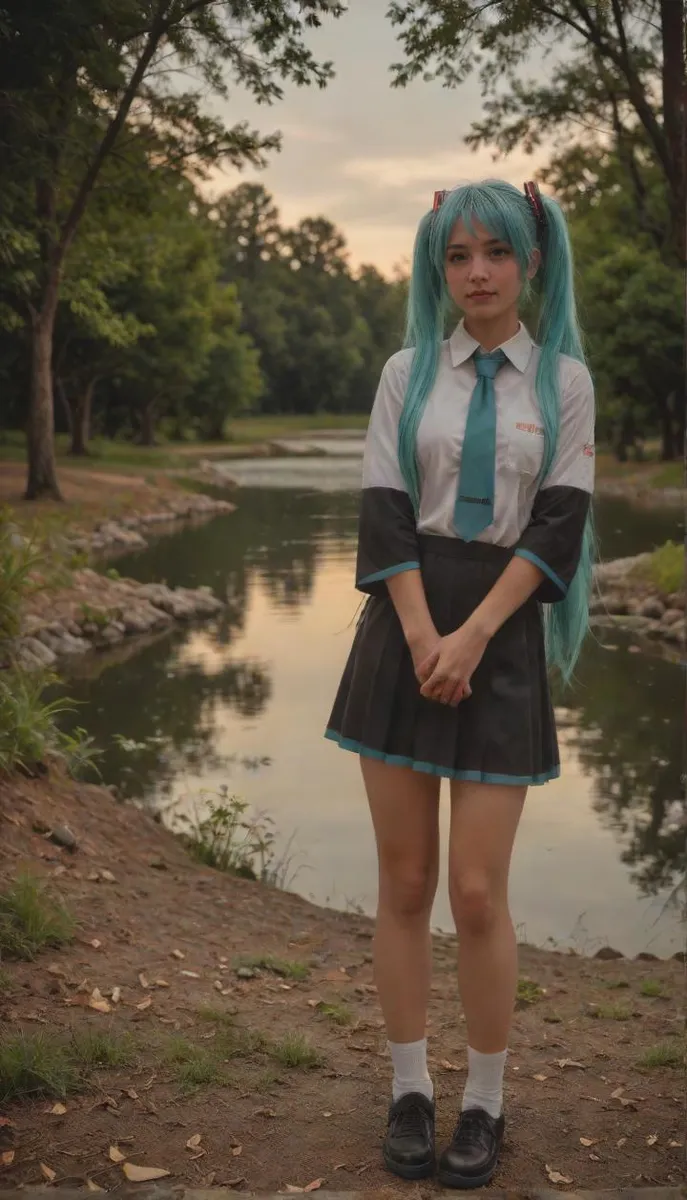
[20,636,57,668]
[667,592,685,608]
[57,632,90,656]
[637,596,665,620]
[660,608,684,627]
[122,608,159,635]
[594,945,624,961]
[236,967,256,980]
[100,869,116,883]
[48,825,78,852]
[98,623,126,646]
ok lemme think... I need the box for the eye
[447,251,467,264]
[490,246,511,258]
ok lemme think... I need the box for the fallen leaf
[231,1146,242,1157]
[91,939,102,950]
[172,949,185,960]
[669,1140,683,1148]
[89,988,111,1014]
[440,1059,461,1072]
[86,1179,105,1192]
[126,1089,139,1100]
[617,1137,627,1148]
[322,1112,332,1118]
[203,1173,217,1186]
[228,1177,246,1189]
[186,1135,202,1150]
[1,1151,15,1167]
[305,1180,324,1192]
[590,1154,600,1162]
[122,1164,170,1182]
[190,1150,206,1162]
[154,979,169,988]
[111,987,122,1004]
[533,1074,548,1082]
[555,1059,585,1070]
[325,970,349,982]
[100,870,116,883]
[49,1103,67,1115]
[647,1134,658,1147]
[307,999,319,1009]
[545,1165,573,1185]
[47,964,66,979]
[109,1146,126,1164]
[138,973,150,990]
[136,996,152,1011]
[40,1163,57,1183]
[254,1107,276,1118]
[611,1086,637,1109]
[180,970,200,979]
[580,1137,597,1147]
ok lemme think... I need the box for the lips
[468,292,495,299]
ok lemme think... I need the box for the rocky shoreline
[9,491,234,670]
[591,554,684,653]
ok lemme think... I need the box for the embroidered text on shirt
[515,422,544,435]
[582,443,594,457]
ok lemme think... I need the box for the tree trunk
[661,0,686,263]
[25,295,63,500]
[658,399,677,461]
[69,378,95,456]
[139,401,156,446]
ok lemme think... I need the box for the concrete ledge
[0,1190,685,1199]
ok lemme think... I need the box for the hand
[418,621,489,707]
[407,627,442,687]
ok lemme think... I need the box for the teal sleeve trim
[324,729,560,787]
[358,560,420,586]
[513,548,568,596]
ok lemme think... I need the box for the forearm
[387,568,436,647]
[465,556,544,641]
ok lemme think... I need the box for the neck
[464,312,520,352]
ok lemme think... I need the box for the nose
[468,254,489,282]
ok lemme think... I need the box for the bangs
[430,181,533,275]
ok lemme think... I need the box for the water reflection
[56,483,683,954]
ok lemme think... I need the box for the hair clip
[432,190,448,212]
[523,180,547,240]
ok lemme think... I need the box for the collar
[448,319,533,373]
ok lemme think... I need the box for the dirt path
[0,773,684,1194]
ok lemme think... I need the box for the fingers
[415,647,440,684]
[420,671,472,706]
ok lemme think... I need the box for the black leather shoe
[383,1091,435,1179]
[438,1106,505,1189]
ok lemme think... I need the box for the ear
[526,248,541,280]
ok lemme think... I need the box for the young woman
[325,179,595,1189]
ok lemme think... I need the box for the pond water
[59,449,684,958]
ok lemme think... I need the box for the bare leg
[448,781,526,1054]
[361,758,441,1043]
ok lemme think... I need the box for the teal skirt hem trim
[324,729,560,786]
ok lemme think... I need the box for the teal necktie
[453,348,507,541]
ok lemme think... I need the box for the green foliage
[0,1030,77,1103]
[0,668,99,779]
[0,516,40,647]
[633,541,683,596]
[177,786,296,887]
[68,1028,137,1070]
[234,954,309,982]
[637,1041,684,1070]
[270,1033,323,1069]
[0,874,74,961]
[639,979,664,998]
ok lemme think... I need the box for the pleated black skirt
[325,534,560,786]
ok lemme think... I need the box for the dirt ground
[0,462,186,532]
[0,772,684,1194]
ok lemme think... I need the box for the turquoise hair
[398,179,594,685]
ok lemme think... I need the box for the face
[444,217,538,322]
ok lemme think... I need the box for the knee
[379,861,436,920]
[449,872,497,937]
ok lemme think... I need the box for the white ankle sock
[389,1038,433,1103]
[461,1046,507,1119]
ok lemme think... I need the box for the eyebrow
[447,238,504,251]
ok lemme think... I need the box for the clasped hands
[408,621,489,708]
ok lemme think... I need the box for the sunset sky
[209,0,553,275]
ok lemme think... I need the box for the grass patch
[235,953,309,982]
[270,1033,322,1069]
[316,1000,353,1027]
[650,462,683,489]
[516,977,544,1006]
[0,873,74,960]
[593,1002,633,1021]
[160,1035,227,1093]
[69,1027,137,1070]
[632,540,684,596]
[640,979,665,998]
[0,967,11,993]
[637,1041,684,1070]
[196,1004,236,1028]
[605,978,630,989]
[0,1030,77,1102]
[177,788,297,888]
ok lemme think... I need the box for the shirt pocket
[504,419,545,479]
